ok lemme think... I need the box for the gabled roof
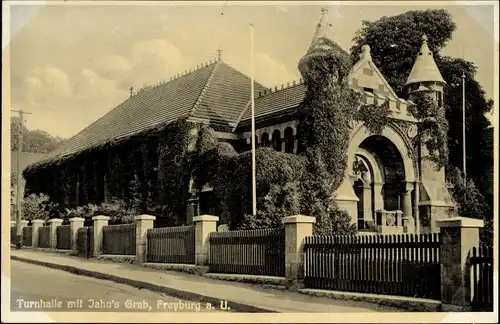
[31,59,266,167]
[349,45,399,99]
[405,35,445,86]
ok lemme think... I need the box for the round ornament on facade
[407,124,418,139]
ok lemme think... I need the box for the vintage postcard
[2,1,498,323]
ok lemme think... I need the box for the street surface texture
[10,260,228,312]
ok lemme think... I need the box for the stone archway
[346,124,417,232]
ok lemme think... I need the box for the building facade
[24,12,454,233]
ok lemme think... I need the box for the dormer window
[363,87,374,94]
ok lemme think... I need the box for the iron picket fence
[38,226,51,248]
[11,226,17,245]
[470,246,494,311]
[147,225,196,264]
[304,233,441,300]
[209,228,285,277]
[22,226,32,247]
[102,224,136,255]
[56,225,71,250]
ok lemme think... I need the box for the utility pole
[11,109,32,249]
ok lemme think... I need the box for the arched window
[261,133,270,147]
[272,130,282,151]
[284,127,294,153]
[296,124,306,154]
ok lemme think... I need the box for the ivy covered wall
[23,119,196,226]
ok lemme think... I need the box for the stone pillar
[362,183,373,229]
[282,215,316,288]
[31,220,45,248]
[19,220,29,232]
[135,215,156,264]
[69,217,85,252]
[48,218,63,250]
[402,183,414,233]
[92,215,110,256]
[372,181,384,212]
[437,216,484,311]
[193,215,219,266]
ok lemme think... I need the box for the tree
[11,117,65,153]
[350,9,493,216]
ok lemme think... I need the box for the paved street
[10,260,227,312]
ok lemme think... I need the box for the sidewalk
[10,249,401,313]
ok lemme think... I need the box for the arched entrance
[351,135,409,230]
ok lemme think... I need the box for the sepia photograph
[2,1,497,322]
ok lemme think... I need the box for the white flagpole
[250,23,257,217]
[462,72,466,185]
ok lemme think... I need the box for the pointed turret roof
[298,8,348,76]
[405,34,446,86]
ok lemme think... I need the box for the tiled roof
[191,62,267,125]
[240,82,306,121]
[405,35,445,86]
[31,60,265,167]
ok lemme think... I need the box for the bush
[20,193,57,221]
[447,167,492,245]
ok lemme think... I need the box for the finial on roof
[361,44,372,61]
[321,7,328,17]
[217,48,223,60]
[129,86,133,98]
[405,33,446,87]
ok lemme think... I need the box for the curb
[11,256,278,313]
[298,289,442,312]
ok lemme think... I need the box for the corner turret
[405,34,446,108]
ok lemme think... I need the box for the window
[261,133,270,147]
[272,130,282,151]
[284,127,294,153]
[363,87,374,94]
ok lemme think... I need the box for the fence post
[437,216,484,311]
[282,215,316,289]
[48,218,64,250]
[69,217,85,253]
[31,220,45,248]
[92,215,110,256]
[193,215,219,266]
[135,215,156,265]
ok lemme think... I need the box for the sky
[5,1,497,138]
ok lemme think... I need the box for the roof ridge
[232,78,304,131]
[189,58,222,118]
[257,78,305,98]
[130,59,218,97]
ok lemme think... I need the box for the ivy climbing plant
[354,101,392,135]
[410,91,449,169]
